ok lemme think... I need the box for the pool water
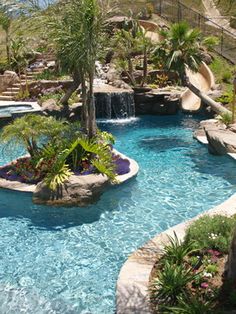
[0,115,236,313]
[0,105,33,116]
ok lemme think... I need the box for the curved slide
[181,62,215,112]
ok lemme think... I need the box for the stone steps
[2,91,19,96]
[6,87,20,92]
[0,95,15,100]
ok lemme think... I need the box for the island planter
[0,150,139,207]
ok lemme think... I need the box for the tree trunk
[88,71,97,138]
[81,73,89,133]
[128,57,136,86]
[141,46,148,87]
[227,226,236,281]
[186,78,231,115]
[6,28,10,64]
[60,70,81,106]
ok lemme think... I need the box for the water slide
[181,62,215,112]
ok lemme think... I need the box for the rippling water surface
[0,114,236,313]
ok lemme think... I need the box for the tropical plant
[10,37,34,74]
[113,17,153,86]
[150,261,197,306]
[49,0,110,137]
[42,138,80,190]
[184,215,236,253]
[153,22,206,85]
[0,114,67,157]
[77,137,116,180]
[165,295,214,313]
[162,232,198,265]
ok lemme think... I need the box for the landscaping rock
[229,123,236,134]
[33,174,110,207]
[135,90,180,115]
[193,119,223,140]
[205,127,236,155]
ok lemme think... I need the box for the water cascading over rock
[94,89,135,119]
[94,61,135,119]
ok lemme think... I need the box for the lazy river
[0,114,236,313]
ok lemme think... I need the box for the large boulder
[205,127,236,155]
[33,174,109,207]
[135,90,180,115]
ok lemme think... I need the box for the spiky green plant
[154,22,208,84]
[162,232,198,266]
[150,261,197,306]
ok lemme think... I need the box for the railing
[154,0,236,64]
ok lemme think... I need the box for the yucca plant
[162,232,198,266]
[150,261,197,306]
[164,295,214,313]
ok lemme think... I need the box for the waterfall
[95,90,135,119]
[93,61,135,119]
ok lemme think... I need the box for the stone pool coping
[0,101,42,118]
[116,193,236,313]
[0,149,139,194]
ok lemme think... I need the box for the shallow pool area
[0,114,236,313]
[0,102,42,119]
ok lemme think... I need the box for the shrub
[150,262,196,306]
[184,215,236,253]
[216,90,233,105]
[216,111,232,126]
[222,70,232,83]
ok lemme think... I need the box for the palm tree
[113,17,153,87]
[0,114,66,157]
[153,21,230,115]
[49,0,109,137]
[154,21,203,85]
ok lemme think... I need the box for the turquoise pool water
[0,115,236,313]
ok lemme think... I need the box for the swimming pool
[0,115,236,313]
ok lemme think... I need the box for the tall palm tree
[49,0,109,137]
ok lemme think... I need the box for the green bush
[216,111,233,126]
[184,215,236,253]
[0,61,10,74]
[222,70,232,83]
[216,90,233,105]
